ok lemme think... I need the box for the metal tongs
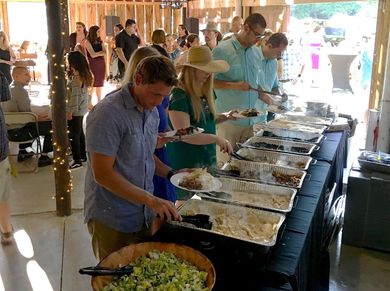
[79,265,133,277]
[249,87,289,112]
[180,214,213,230]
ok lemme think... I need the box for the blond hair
[0,31,10,48]
[178,66,216,122]
[121,46,160,87]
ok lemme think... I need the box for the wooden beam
[369,0,390,110]
[45,0,72,217]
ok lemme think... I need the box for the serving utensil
[79,265,133,277]
[201,191,232,200]
[181,214,213,230]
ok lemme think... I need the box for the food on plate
[179,168,216,190]
[102,250,208,291]
[175,126,199,136]
[240,108,259,117]
[272,171,301,187]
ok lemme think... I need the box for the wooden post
[45,0,72,217]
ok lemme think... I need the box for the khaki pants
[87,220,152,261]
[0,158,10,203]
[216,122,253,164]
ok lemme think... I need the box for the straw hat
[180,46,229,73]
[201,23,219,33]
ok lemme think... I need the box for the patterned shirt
[84,83,159,233]
[212,35,267,125]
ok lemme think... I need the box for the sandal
[1,227,14,245]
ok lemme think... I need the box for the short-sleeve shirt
[212,35,267,125]
[1,81,31,112]
[84,83,159,233]
[167,88,216,169]
[257,47,279,92]
[115,30,140,72]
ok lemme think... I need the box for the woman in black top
[177,24,188,48]
[0,31,15,84]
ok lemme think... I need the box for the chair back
[4,112,38,126]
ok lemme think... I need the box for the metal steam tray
[198,177,297,213]
[175,199,285,247]
[220,159,307,188]
[265,119,327,134]
[236,147,315,170]
[242,136,319,156]
[277,114,333,126]
[255,127,324,144]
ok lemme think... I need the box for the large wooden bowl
[91,242,216,290]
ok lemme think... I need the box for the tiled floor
[2,78,390,290]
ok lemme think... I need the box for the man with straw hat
[168,46,235,184]
[212,13,277,162]
[201,22,222,50]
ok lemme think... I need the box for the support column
[45,0,72,216]
[378,29,390,153]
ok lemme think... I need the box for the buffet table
[151,128,347,290]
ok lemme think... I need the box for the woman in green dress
[167,46,235,170]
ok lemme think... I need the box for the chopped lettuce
[101,250,209,291]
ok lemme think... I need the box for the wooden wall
[188,0,236,34]
[68,0,183,43]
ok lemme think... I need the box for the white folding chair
[4,112,42,173]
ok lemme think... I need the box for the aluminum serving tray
[266,119,327,134]
[198,177,297,213]
[220,159,307,188]
[242,136,319,156]
[175,199,285,247]
[277,114,333,126]
[255,127,324,144]
[236,147,315,170]
[357,152,390,174]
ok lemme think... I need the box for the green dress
[167,88,217,170]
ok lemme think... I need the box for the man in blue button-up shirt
[213,13,275,161]
[84,56,180,260]
[257,32,289,121]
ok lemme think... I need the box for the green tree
[291,2,365,20]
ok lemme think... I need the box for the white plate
[161,127,204,139]
[170,172,222,192]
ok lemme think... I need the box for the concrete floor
[2,76,390,290]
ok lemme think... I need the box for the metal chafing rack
[174,199,286,248]
[219,159,307,188]
[242,136,319,156]
[198,177,297,213]
[255,127,325,144]
[235,147,315,170]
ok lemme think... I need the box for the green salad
[101,250,209,291]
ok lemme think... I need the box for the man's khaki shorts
[0,158,10,203]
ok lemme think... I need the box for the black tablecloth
[152,132,347,291]
[265,161,331,291]
[313,131,347,198]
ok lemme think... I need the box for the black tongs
[181,214,213,230]
[79,265,133,277]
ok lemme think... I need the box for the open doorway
[281,1,378,123]
[7,1,48,84]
